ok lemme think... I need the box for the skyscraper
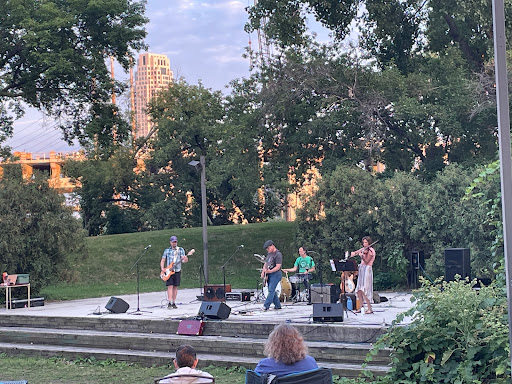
[134,53,173,139]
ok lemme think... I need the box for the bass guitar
[160,249,195,281]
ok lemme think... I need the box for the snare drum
[289,274,301,284]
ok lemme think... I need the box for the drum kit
[253,254,311,303]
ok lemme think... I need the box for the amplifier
[310,284,340,303]
[225,292,242,301]
[204,284,232,301]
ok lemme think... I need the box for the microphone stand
[220,246,243,301]
[129,246,152,315]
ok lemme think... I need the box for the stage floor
[0,288,414,327]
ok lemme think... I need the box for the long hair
[264,324,308,365]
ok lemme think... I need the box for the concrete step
[0,326,391,366]
[0,342,389,378]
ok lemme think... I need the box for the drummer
[283,247,316,292]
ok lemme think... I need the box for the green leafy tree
[0,0,148,150]
[65,148,138,236]
[0,166,86,292]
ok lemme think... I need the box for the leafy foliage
[0,0,148,150]
[0,166,86,292]
[296,164,495,287]
[370,278,510,383]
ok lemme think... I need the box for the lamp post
[189,155,209,284]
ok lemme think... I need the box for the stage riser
[0,315,386,344]
[0,327,391,365]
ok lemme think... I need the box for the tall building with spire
[134,53,173,139]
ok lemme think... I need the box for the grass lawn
[0,354,248,383]
[40,221,310,301]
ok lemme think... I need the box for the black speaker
[313,303,344,322]
[105,297,129,313]
[444,248,471,282]
[198,301,231,320]
[408,250,424,270]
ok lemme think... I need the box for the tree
[65,148,138,236]
[0,166,86,292]
[0,0,148,150]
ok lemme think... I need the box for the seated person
[255,323,318,377]
[159,345,214,383]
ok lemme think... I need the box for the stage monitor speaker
[203,284,232,301]
[310,284,339,303]
[444,248,471,282]
[313,303,344,322]
[105,297,129,313]
[198,301,231,320]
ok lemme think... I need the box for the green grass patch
[0,353,247,384]
[42,222,300,300]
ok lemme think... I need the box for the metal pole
[492,0,512,369]
[200,155,209,284]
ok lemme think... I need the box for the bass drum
[279,277,292,302]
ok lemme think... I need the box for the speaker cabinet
[105,297,129,313]
[313,303,344,322]
[198,301,231,320]
[445,248,471,282]
[204,284,232,301]
[310,284,339,303]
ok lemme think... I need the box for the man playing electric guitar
[160,235,192,309]
[261,240,283,311]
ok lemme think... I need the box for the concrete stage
[0,288,413,327]
[0,288,415,377]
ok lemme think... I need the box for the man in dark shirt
[261,240,283,311]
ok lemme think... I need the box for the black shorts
[165,271,181,286]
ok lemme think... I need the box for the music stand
[129,246,152,315]
[330,259,358,316]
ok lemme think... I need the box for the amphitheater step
[0,342,389,378]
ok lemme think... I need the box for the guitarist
[350,236,376,314]
[161,235,189,309]
[261,240,283,311]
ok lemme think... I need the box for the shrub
[369,278,510,383]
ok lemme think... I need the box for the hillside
[42,221,303,300]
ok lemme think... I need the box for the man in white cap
[161,235,190,309]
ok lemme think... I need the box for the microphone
[238,244,244,248]
[145,245,152,249]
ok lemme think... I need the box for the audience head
[264,324,307,365]
[174,345,198,369]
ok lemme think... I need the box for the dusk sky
[6,0,332,154]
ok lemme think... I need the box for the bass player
[161,235,190,309]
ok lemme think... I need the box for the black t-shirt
[265,250,283,270]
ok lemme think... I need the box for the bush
[369,278,510,383]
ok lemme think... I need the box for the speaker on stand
[407,250,424,289]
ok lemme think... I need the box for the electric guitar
[160,249,195,281]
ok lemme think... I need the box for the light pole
[189,155,209,284]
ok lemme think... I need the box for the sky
[6,0,331,154]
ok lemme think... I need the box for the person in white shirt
[158,345,214,384]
